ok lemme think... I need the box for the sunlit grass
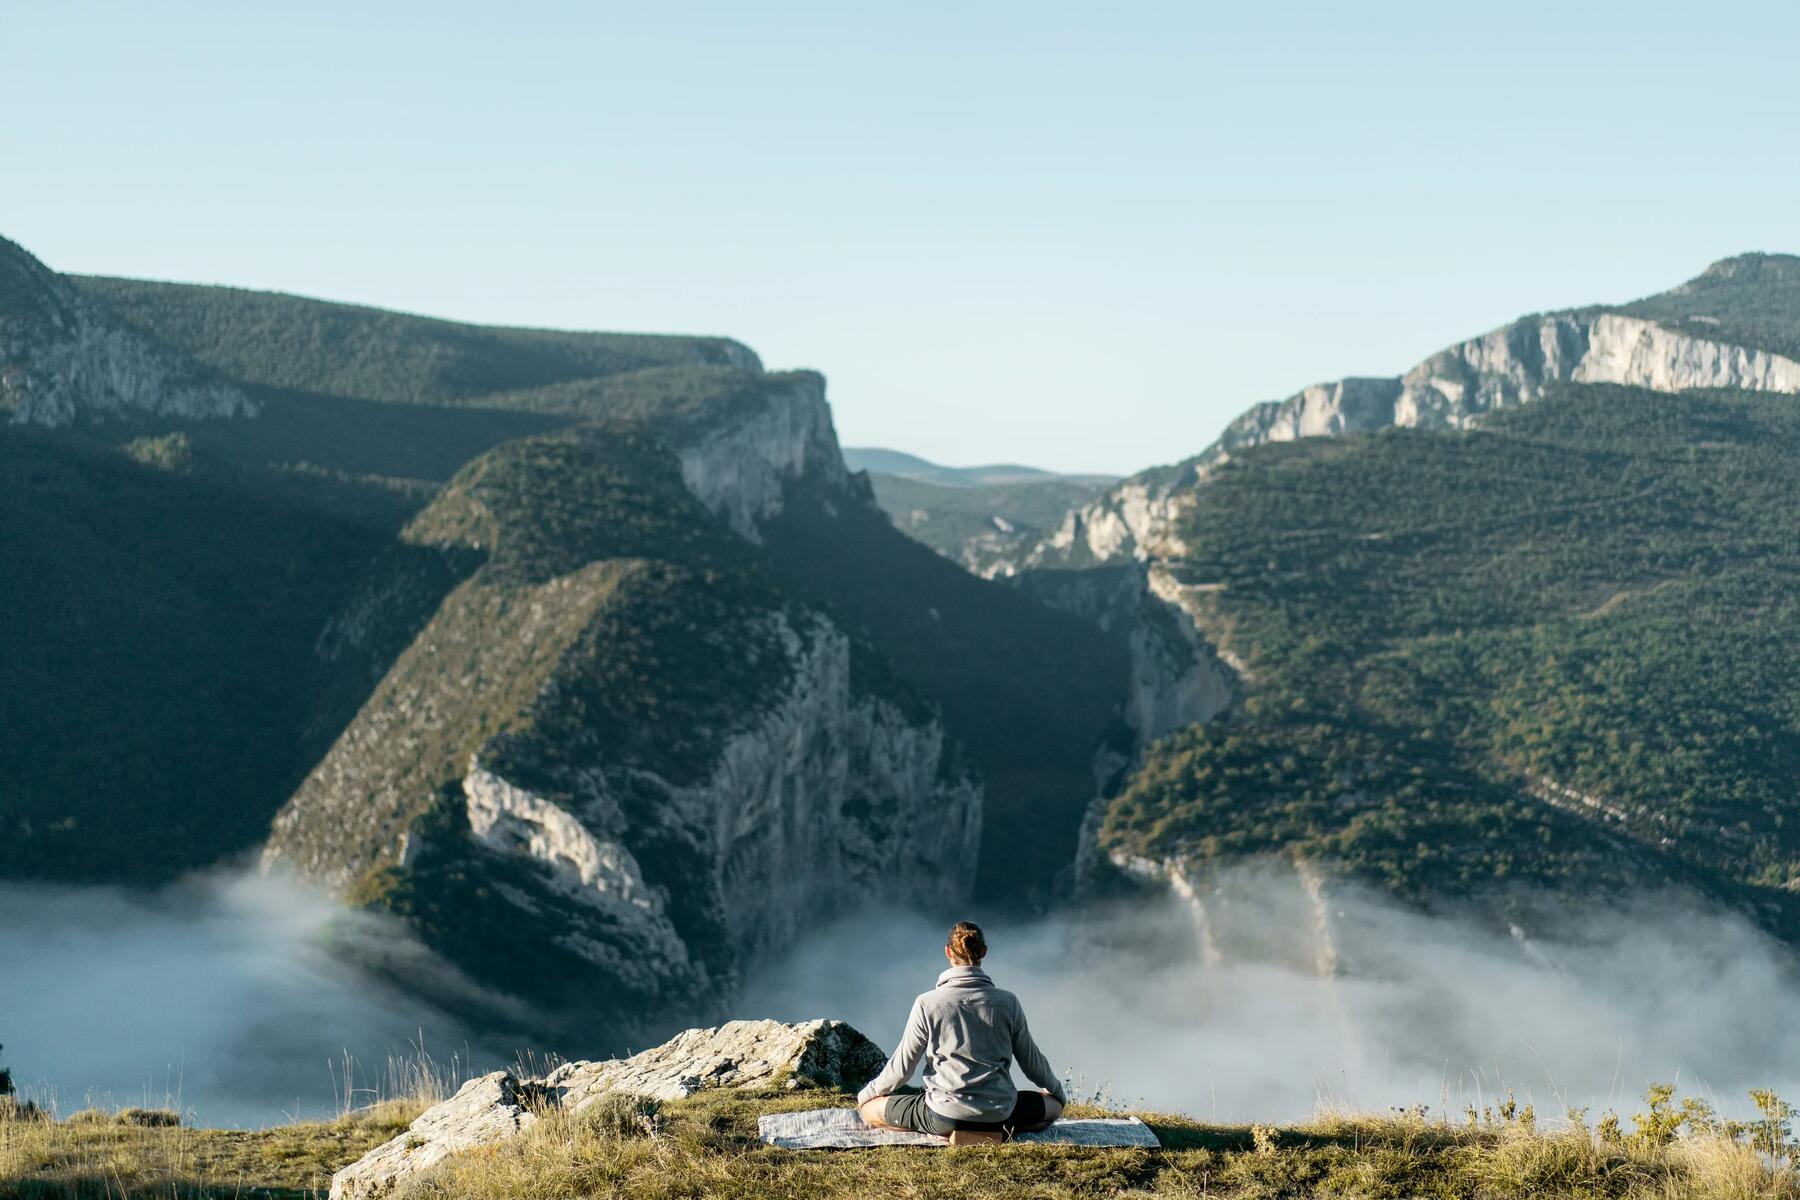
[6,1083,1797,1200]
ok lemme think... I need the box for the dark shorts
[881,1086,1051,1137]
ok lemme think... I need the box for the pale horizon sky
[6,1,1798,474]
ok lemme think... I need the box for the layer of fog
[738,864,1800,1125]
[0,872,516,1128]
[9,862,1797,1131]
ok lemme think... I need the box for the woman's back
[855,922,1066,1135]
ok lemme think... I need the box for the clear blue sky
[6,1,1797,474]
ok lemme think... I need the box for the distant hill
[841,448,1116,574]
[842,446,1115,487]
[19,225,1800,1023]
[867,473,1109,576]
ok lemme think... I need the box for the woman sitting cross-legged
[855,921,1066,1140]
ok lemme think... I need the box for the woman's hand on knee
[1041,1093,1064,1124]
[858,1096,895,1129]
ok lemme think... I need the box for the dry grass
[401,1086,1800,1200]
[6,1086,1797,1200]
[0,1102,420,1200]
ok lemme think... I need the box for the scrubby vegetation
[1618,252,1800,362]
[72,277,750,410]
[1103,383,1800,927]
[6,1084,1798,1199]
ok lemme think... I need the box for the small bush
[115,1107,181,1128]
[63,1107,112,1124]
[575,1091,660,1140]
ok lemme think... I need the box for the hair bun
[947,920,987,964]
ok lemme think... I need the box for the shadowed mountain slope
[3,234,1124,1039]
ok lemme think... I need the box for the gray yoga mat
[757,1108,1162,1149]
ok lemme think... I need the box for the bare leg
[858,1096,902,1131]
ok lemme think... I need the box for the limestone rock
[674,370,850,541]
[329,1019,885,1200]
[329,1071,545,1200]
[549,1018,886,1109]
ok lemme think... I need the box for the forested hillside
[1100,383,1800,933]
[73,276,755,408]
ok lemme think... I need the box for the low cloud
[738,865,1800,1125]
[0,871,511,1127]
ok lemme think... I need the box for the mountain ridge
[842,446,1117,487]
[1009,252,1800,575]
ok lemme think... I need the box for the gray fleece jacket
[855,964,1066,1120]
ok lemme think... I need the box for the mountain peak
[1682,251,1800,290]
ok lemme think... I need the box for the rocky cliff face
[1021,307,1800,573]
[1012,563,1234,752]
[0,237,251,427]
[673,370,852,540]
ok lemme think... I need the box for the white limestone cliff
[1021,311,1800,572]
[674,371,850,541]
[1126,566,1236,742]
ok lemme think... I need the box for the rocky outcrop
[545,1018,887,1109]
[1018,476,1189,577]
[1018,310,1800,573]
[673,370,851,541]
[331,1019,885,1200]
[658,614,981,967]
[0,236,251,427]
[331,1072,547,1200]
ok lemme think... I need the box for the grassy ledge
[0,1102,418,1200]
[5,1085,1798,1200]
